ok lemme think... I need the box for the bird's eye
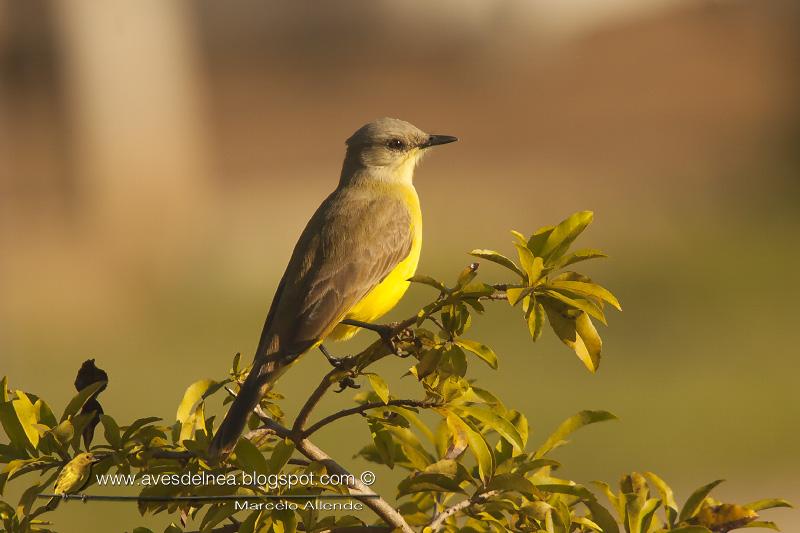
[387,139,405,150]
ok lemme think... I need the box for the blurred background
[1,0,798,531]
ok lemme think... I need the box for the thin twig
[250,399,413,531]
[303,399,440,437]
[292,367,342,433]
[429,490,499,531]
[293,437,414,533]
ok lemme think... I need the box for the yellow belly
[328,186,422,341]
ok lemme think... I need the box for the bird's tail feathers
[208,350,300,459]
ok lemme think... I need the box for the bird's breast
[328,185,422,340]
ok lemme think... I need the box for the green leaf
[678,479,724,522]
[368,420,395,468]
[514,245,544,284]
[584,499,620,533]
[12,392,40,449]
[34,399,57,428]
[552,248,607,270]
[408,274,447,292]
[176,379,216,424]
[535,410,617,459]
[544,290,606,324]
[121,417,162,443]
[511,230,528,246]
[545,306,603,373]
[237,511,260,533]
[447,413,493,485]
[384,426,433,470]
[527,226,555,256]
[365,373,390,405]
[100,415,121,449]
[742,521,780,530]
[234,438,268,476]
[549,280,621,311]
[743,498,793,511]
[453,405,524,451]
[0,401,31,452]
[506,287,533,306]
[454,339,498,370]
[470,249,525,279]
[61,381,106,422]
[536,483,595,500]
[487,473,535,494]
[644,471,678,527]
[272,509,297,533]
[667,528,712,533]
[632,498,661,533]
[397,473,465,496]
[539,211,594,262]
[526,296,545,341]
[0,377,7,403]
[268,438,295,475]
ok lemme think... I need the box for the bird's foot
[319,345,347,368]
[340,319,393,342]
[334,377,360,393]
[80,493,88,503]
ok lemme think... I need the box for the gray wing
[256,187,413,357]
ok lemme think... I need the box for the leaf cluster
[0,212,791,533]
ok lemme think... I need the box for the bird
[209,118,457,457]
[47,452,100,509]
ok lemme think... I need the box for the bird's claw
[334,377,360,393]
[319,345,354,369]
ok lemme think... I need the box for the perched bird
[47,452,100,509]
[210,118,457,457]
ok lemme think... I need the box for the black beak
[422,135,458,148]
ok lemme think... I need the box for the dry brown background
[1,0,798,531]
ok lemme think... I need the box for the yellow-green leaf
[454,339,498,370]
[526,297,545,341]
[549,280,621,311]
[365,373,390,404]
[545,306,603,372]
[544,290,606,325]
[506,287,531,306]
[535,410,617,459]
[12,392,40,449]
[61,381,106,421]
[744,499,793,511]
[447,413,493,485]
[234,438,268,476]
[100,415,121,449]
[176,379,216,424]
[552,248,607,270]
[268,438,295,475]
[454,405,524,451]
[539,211,594,262]
[679,479,724,522]
[470,249,525,279]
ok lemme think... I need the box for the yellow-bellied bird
[47,452,100,508]
[210,118,457,456]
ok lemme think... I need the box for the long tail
[209,347,306,458]
[209,356,275,458]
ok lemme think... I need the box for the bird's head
[73,452,101,466]
[342,117,457,185]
